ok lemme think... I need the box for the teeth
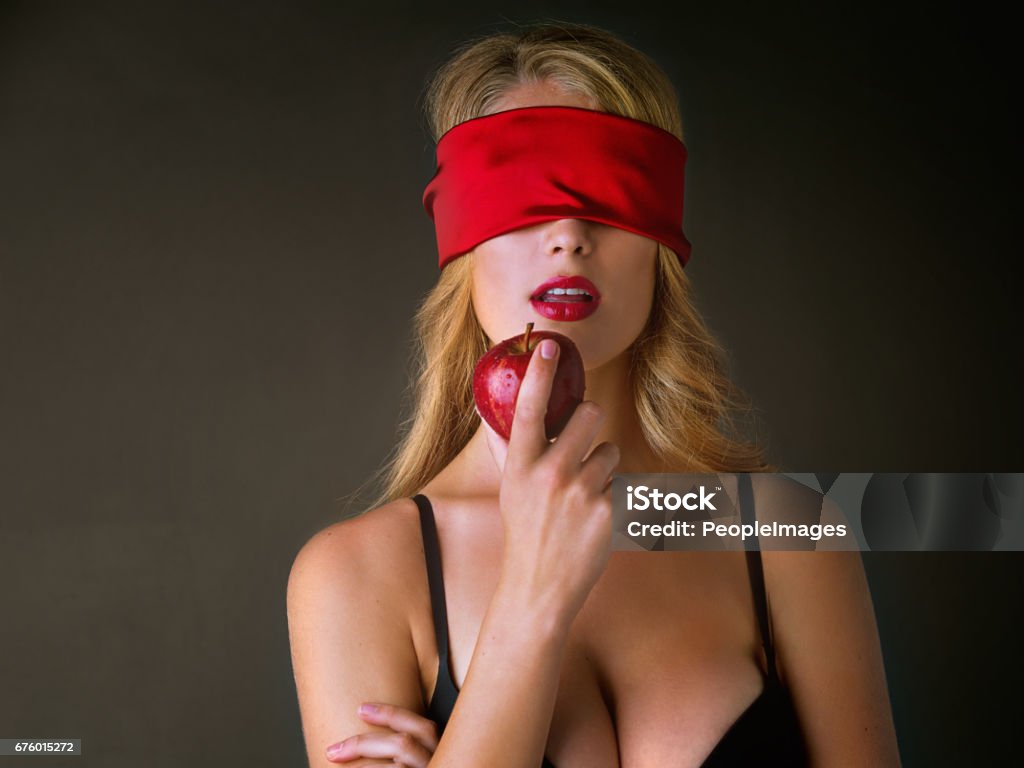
[539,287,592,299]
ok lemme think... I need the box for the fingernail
[540,339,557,359]
[358,702,379,715]
[326,740,348,759]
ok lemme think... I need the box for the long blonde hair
[344,21,774,517]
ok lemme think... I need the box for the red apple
[473,322,586,441]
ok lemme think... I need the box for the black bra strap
[413,495,558,767]
[738,473,780,683]
[413,494,451,680]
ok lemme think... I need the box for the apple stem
[524,322,534,351]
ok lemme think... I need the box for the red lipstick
[529,275,602,322]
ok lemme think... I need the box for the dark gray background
[1,0,1019,765]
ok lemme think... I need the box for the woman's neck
[435,348,666,499]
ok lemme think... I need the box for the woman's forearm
[429,575,572,767]
[425,341,615,765]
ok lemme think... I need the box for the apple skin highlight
[472,322,586,441]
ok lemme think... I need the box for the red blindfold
[422,105,692,270]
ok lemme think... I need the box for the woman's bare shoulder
[298,497,423,553]
[757,539,898,762]
[287,497,426,611]
[287,498,433,761]
[747,472,834,526]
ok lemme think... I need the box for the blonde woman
[287,22,900,768]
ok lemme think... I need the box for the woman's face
[468,80,658,371]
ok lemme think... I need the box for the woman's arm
[763,503,902,766]
[288,511,432,768]
[428,339,617,767]
[289,341,618,768]
[288,511,576,768]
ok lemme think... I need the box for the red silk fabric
[422,105,692,270]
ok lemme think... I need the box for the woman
[287,22,900,767]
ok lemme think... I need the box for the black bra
[413,473,809,766]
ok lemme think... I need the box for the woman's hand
[480,337,620,629]
[325,702,439,766]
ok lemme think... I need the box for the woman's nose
[541,218,595,257]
